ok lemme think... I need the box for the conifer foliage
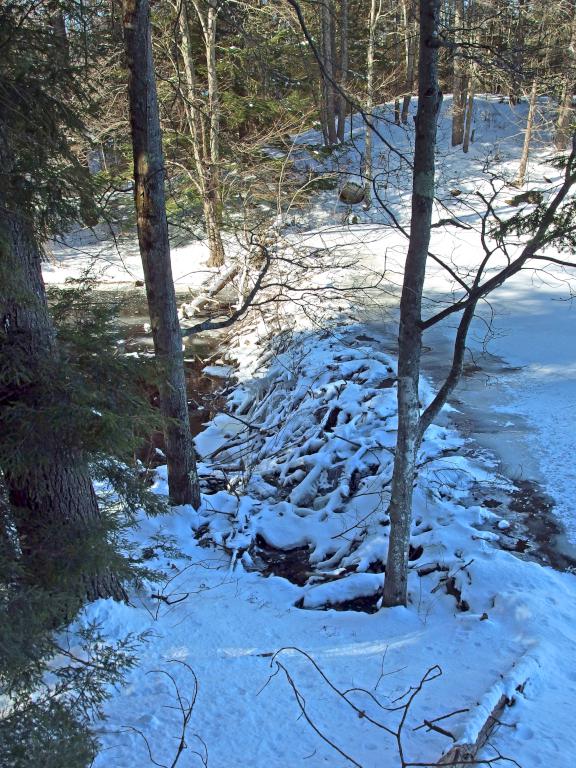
[0,4,167,763]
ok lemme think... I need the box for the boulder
[339,182,365,205]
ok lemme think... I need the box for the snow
[44,228,226,288]
[202,364,235,380]
[43,96,576,767]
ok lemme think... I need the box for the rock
[506,190,543,206]
[339,182,365,205]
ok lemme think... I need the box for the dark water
[112,290,228,465]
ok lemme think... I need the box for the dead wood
[436,692,509,766]
[181,264,241,318]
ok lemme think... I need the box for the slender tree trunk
[179,0,225,268]
[509,0,525,105]
[363,0,380,207]
[321,0,338,145]
[336,0,349,142]
[50,10,70,65]
[451,0,467,146]
[555,7,576,149]
[401,0,416,125]
[515,78,538,186]
[462,73,476,154]
[0,129,122,603]
[178,0,205,185]
[383,0,442,608]
[203,4,225,267]
[122,0,200,508]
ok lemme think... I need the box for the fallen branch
[180,264,241,318]
[436,695,509,767]
[435,652,539,767]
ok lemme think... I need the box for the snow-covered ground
[45,96,576,767]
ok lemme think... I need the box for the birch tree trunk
[515,78,538,186]
[383,0,442,608]
[123,0,201,508]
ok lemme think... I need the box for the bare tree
[451,0,467,146]
[515,77,538,186]
[383,4,576,605]
[184,0,226,268]
[336,0,349,142]
[401,0,417,126]
[555,0,576,149]
[382,0,443,608]
[462,60,476,154]
[363,0,382,208]
[122,0,201,508]
[320,0,338,145]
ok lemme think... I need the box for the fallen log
[436,694,508,766]
[435,652,540,767]
[180,264,241,318]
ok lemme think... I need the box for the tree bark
[383,0,442,608]
[555,4,576,149]
[462,74,475,154]
[515,78,538,186]
[401,0,417,125]
[336,0,349,142]
[320,0,338,145]
[0,128,123,602]
[451,0,467,146]
[509,0,525,105]
[363,0,380,207]
[122,0,201,508]
[178,0,225,268]
[203,3,225,267]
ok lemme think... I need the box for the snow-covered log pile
[193,302,525,615]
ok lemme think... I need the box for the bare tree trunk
[451,0,467,146]
[383,0,442,608]
[336,0,349,142]
[363,0,380,207]
[462,70,476,154]
[0,129,123,602]
[509,0,525,105]
[320,0,338,145]
[50,10,70,65]
[555,7,576,149]
[179,0,225,268]
[401,0,416,125]
[123,0,200,508]
[515,78,538,186]
[204,4,224,267]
